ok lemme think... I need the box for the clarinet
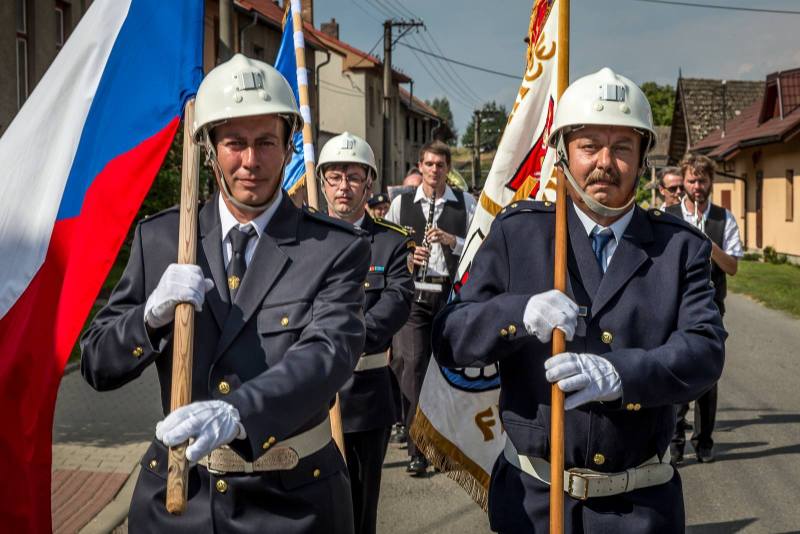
[414,191,441,303]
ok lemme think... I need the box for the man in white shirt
[384,140,476,475]
[666,153,743,464]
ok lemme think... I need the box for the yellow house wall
[715,136,800,256]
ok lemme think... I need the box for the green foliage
[762,246,788,264]
[426,97,457,144]
[461,101,509,151]
[729,261,800,318]
[640,82,675,127]
[742,252,762,262]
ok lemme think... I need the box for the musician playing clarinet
[384,140,476,475]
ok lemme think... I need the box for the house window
[16,0,29,109]
[405,115,410,140]
[787,170,794,222]
[721,190,731,211]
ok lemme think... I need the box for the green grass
[729,261,800,318]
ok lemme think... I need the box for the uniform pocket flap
[364,273,386,291]
[257,300,312,334]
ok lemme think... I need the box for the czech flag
[276,4,311,195]
[0,0,203,530]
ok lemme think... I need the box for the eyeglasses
[664,185,684,193]
[322,172,369,187]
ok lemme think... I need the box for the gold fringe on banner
[410,408,491,512]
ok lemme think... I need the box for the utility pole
[472,111,481,189]
[382,19,423,187]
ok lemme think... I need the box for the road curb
[78,465,140,534]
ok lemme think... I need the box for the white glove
[156,400,246,463]
[523,289,578,343]
[144,264,214,328]
[544,352,622,410]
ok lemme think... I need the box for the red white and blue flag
[0,0,203,530]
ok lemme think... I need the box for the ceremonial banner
[0,1,203,530]
[276,5,310,196]
[411,0,562,509]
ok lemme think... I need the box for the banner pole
[289,0,346,458]
[166,99,200,515]
[550,0,569,532]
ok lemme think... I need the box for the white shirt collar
[413,184,457,204]
[353,214,366,228]
[218,189,283,241]
[572,202,635,244]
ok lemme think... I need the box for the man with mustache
[318,132,414,534]
[666,153,743,465]
[432,68,725,532]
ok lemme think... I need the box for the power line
[632,0,800,15]
[417,30,484,103]
[350,0,382,22]
[398,42,520,79]
[408,48,475,108]
[406,33,483,107]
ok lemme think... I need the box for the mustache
[584,169,620,186]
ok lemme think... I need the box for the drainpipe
[718,170,748,247]
[314,50,331,140]
[721,80,727,139]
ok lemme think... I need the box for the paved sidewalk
[52,364,162,533]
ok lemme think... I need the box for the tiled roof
[693,69,800,159]
[235,0,325,49]
[399,88,438,118]
[311,28,411,83]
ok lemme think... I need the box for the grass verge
[729,260,800,319]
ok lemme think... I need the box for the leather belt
[198,416,331,474]
[354,350,389,371]
[503,438,674,500]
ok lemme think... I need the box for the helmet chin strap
[555,136,638,219]
[203,130,287,214]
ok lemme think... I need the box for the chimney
[321,18,339,40]
[301,0,313,25]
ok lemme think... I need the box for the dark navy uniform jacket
[433,199,726,474]
[81,192,370,533]
[339,215,413,434]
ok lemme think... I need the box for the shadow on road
[687,517,757,533]
[716,413,800,432]
[402,502,482,534]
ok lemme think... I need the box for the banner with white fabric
[410,0,562,510]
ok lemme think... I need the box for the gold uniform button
[313,468,321,478]
[511,203,518,209]
[600,331,613,344]
[544,201,552,207]
[148,459,158,469]
[508,324,517,335]
[500,328,508,338]
[132,346,144,358]
[593,453,605,465]
[262,436,277,450]
[626,403,635,411]
[218,381,231,395]
[653,210,662,216]
[364,281,370,288]
[227,275,241,290]
[280,316,289,327]
[215,479,228,493]
[634,403,642,411]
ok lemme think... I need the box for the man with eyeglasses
[384,140,477,475]
[657,166,684,208]
[318,132,414,534]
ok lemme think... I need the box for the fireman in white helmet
[82,54,371,533]
[317,132,413,534]
[432,68,724,532]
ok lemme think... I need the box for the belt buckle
[205,452,227,475]
[567,470,590,501]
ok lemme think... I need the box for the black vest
[399,189,467,279]
[666,203,727,314]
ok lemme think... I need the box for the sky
[315,0,800,139]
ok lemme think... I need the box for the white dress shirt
[385,185,477,277]
[678,201,744,258]
[572,203,635,273]
[218,189,283,268]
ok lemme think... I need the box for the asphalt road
[376,293,800,534]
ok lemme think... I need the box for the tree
[426,97,456,144]
[461,101,508,151]
[640,82,675,127]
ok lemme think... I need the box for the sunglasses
[664,185,684,193]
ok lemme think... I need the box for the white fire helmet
[316,132,378,180]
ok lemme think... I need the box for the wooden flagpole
[166,99,201,515]
[289,0,346,457]
[550,0,570,532]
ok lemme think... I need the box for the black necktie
[226,225,257,301]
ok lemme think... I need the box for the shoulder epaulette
[141,204,181,223]
[302,205,364,235]
[647,208,707,239]
[374,218,409,236]
[497,199,555,219]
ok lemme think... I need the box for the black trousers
[673,383,718,451]
[390,286,448,458]
[344,427,392,534]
